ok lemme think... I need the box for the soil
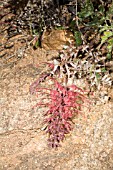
[0,14,113,170]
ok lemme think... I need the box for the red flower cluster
[30,80,87,148]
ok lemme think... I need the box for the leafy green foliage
[78,0,105,27]
[73,0,113,60]
[79,0,94,20]
[99,2,113,59]
[74,31,82,46]
[99,28,113,59]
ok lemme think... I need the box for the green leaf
[101,31,113,45]
[101,67,106,73]
[55,26,65,30]
[104,31,113,37]
[95,73,100,80]
[74,31,82,46]
[107,53,112,60]
[34,40,40,48]
[78,0,94,19]
[101,35,108,44]
[108,37,113,45]
[107,45,112,51]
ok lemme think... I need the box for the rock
[42,29,74,50]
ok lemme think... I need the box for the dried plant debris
[48,44,112,90]
[5,0,75,37]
